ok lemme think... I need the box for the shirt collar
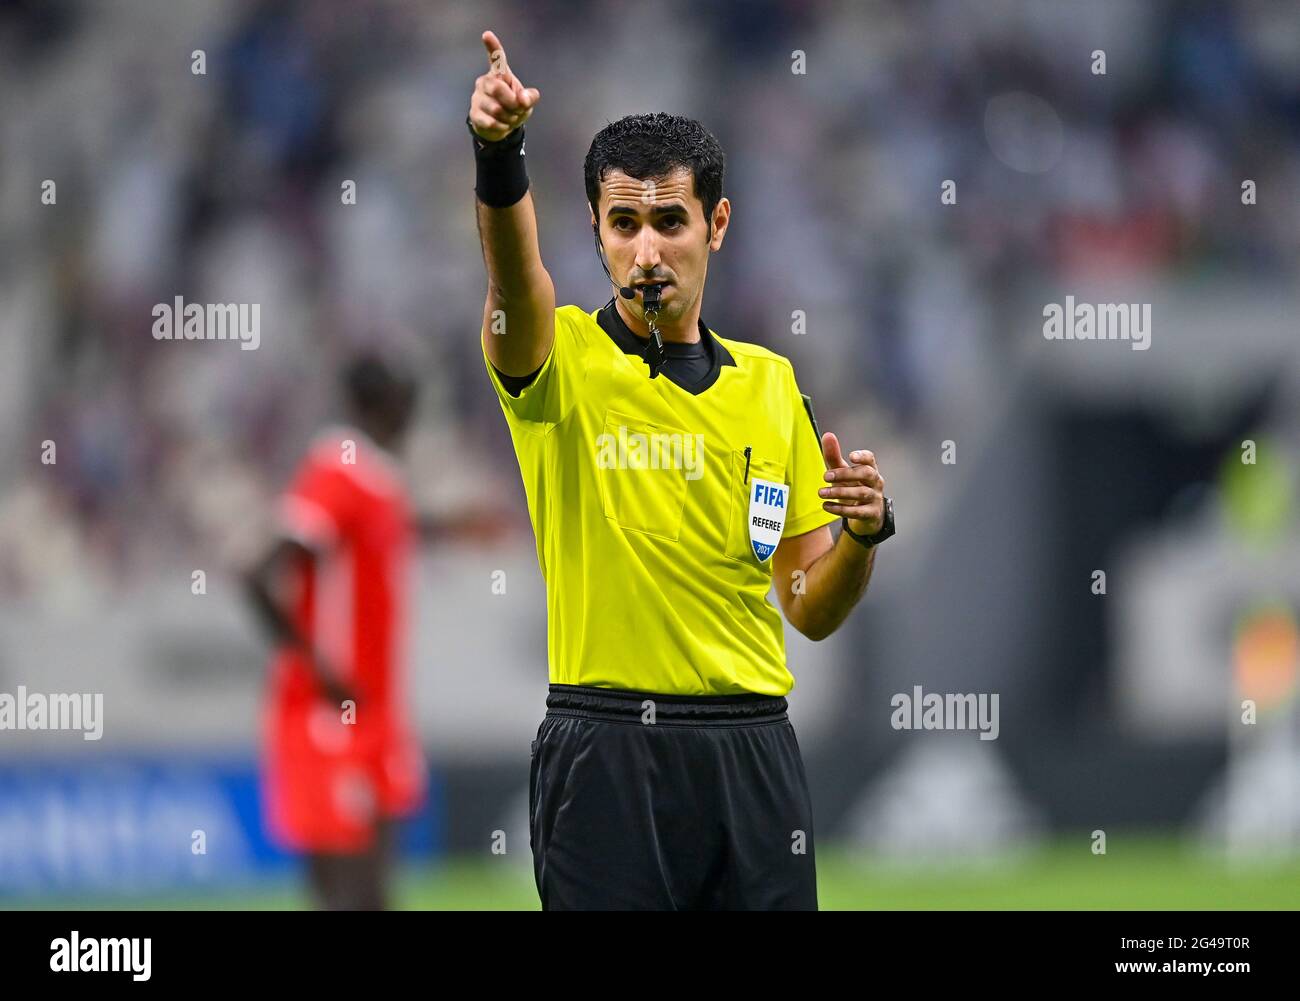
[595,298,735,393]
[317,422,406,493]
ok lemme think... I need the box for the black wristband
[468,115,529,208]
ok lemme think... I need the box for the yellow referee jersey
[482,300,838,696]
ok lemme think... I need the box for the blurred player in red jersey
[244,353,426,910]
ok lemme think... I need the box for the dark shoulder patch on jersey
[801,392,822,444]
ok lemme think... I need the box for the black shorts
[528,683,818,910]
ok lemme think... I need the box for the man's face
[362,381,417,449]
[591,166,729,325]
[387,383,417,444]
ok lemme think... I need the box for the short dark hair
[584,113,725,228]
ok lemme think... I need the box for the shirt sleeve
[493,358,544,396]
[276,448,356,553]
[481,306,582,429]
[782,365,840,539]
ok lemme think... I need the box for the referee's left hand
[819,432,886,537]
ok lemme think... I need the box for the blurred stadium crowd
[0,0,1297,611]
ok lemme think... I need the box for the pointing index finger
[482,30,510,76]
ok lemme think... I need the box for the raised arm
[470,29,556,378]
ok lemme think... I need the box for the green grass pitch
[11,836,1300,910]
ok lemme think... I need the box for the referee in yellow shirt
[467,30,894,910]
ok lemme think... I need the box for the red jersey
[271,424,414,716]
[261,424,425,852]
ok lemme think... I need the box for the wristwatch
[842,496,894,549]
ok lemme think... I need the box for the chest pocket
[596,408,693,541]
[725,448,788,565]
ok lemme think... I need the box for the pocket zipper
[743,445,752,485]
